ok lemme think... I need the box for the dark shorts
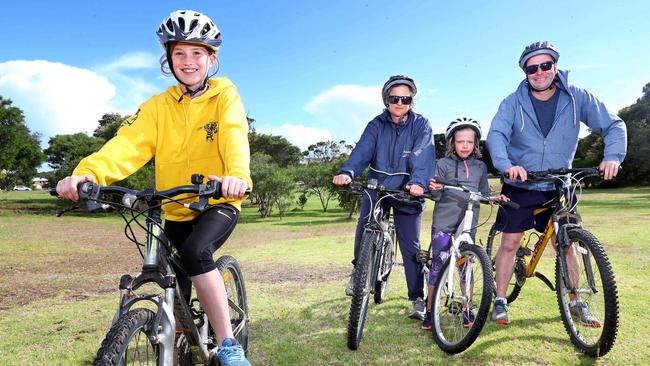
[493,184,555,233]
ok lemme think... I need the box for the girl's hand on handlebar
[405,184,424,197]
[332,174,352,186]
[599,160,620,181]
[505,165,528,182]
[56,174,95,201]
[208,175,248,199]
[428,178,443,191]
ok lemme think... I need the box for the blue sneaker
[216,338,251,366]
[462,308,475,328]
[422,311,432,331]
[492,298,510,325]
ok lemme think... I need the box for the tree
[0,97,45,189]
[303,140,353,163]
[250,153,297,217]
[44,133,105,183]
[93,113,126,141]
[616,82,650,185]
[248,131,301,168]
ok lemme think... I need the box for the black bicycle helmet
[445,117,482,141]
[381,75,417,106]
[518,41,560,69]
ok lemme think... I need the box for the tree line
[2,82,649,216]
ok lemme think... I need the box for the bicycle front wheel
[347,231,378,350]
[94,308,158,365]
[485,224,524,304]
[216,255,250,353]
[555,228,618,357]
[431,244,493,354]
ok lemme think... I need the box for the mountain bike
[418,178,518,354]
[485,167,619,356]
[53,174,250,365]
[343,179,423,350]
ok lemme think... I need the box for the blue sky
[1,1,649,156]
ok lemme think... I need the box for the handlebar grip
[432,177,455,187]
[502,200,520,209]
[209,180,252,199]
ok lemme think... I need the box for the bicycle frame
[363,192,396,284]
[506,168,599,292]
[114,203,213,365]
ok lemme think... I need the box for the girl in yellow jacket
[56,10,252,366]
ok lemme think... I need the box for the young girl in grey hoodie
[422,118,507,330]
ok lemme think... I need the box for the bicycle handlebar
[51,174,251,213]
[339,182,424,203]
[430,177,520,209]
[526,167,602,180]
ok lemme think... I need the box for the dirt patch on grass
[243,263,350,284]
[1,216,351,310]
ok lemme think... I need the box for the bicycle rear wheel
[374,226,395,304]
[94,308,158,365]
[555,228,618,357]
[216,255,250,353]
[347,231,378,350]
[485,224,524,303]
[431,243,493,354]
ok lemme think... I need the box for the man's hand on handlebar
[505,165,527,182]
[208,175,248,199]
[332,174,352,186]
[599,161,620,181]
[56,174,95,201]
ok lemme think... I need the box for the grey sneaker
[569,301,601,328]
[409,297,426,320]
[492,298,510,325]
[345,276,354,296]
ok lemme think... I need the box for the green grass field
[1,187,649,365]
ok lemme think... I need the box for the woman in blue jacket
[333,75,435,320]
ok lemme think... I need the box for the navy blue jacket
[339,110,435,213]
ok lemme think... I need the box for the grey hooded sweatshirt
[431,155,490,237]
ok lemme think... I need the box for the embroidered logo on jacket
[122,109,140,126]
[199,121,218,142]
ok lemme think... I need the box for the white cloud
[304,84,382,143]
[0,60,116,140]
[257,123,332,151]
[0,55,163,146]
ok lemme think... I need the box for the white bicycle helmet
[518,41,560,69]
[157,10,222,53]
[381,75,417,106]
[445,117,482,141]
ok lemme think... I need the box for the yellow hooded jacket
[73,77,252,221]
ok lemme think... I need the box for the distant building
[32,177,49,190]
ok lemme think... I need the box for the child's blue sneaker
[215,338,251,366]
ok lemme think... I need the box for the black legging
[164,203,239,303]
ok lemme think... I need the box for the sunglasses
[387,95,413,105]
[524,61,555,75]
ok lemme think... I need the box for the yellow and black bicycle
[485,167,619,357]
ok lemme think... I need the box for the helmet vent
[178,17,186,31]
[190,19,199,32]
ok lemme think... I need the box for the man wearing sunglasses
[333,75,435,320]
[486,41,627,326]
